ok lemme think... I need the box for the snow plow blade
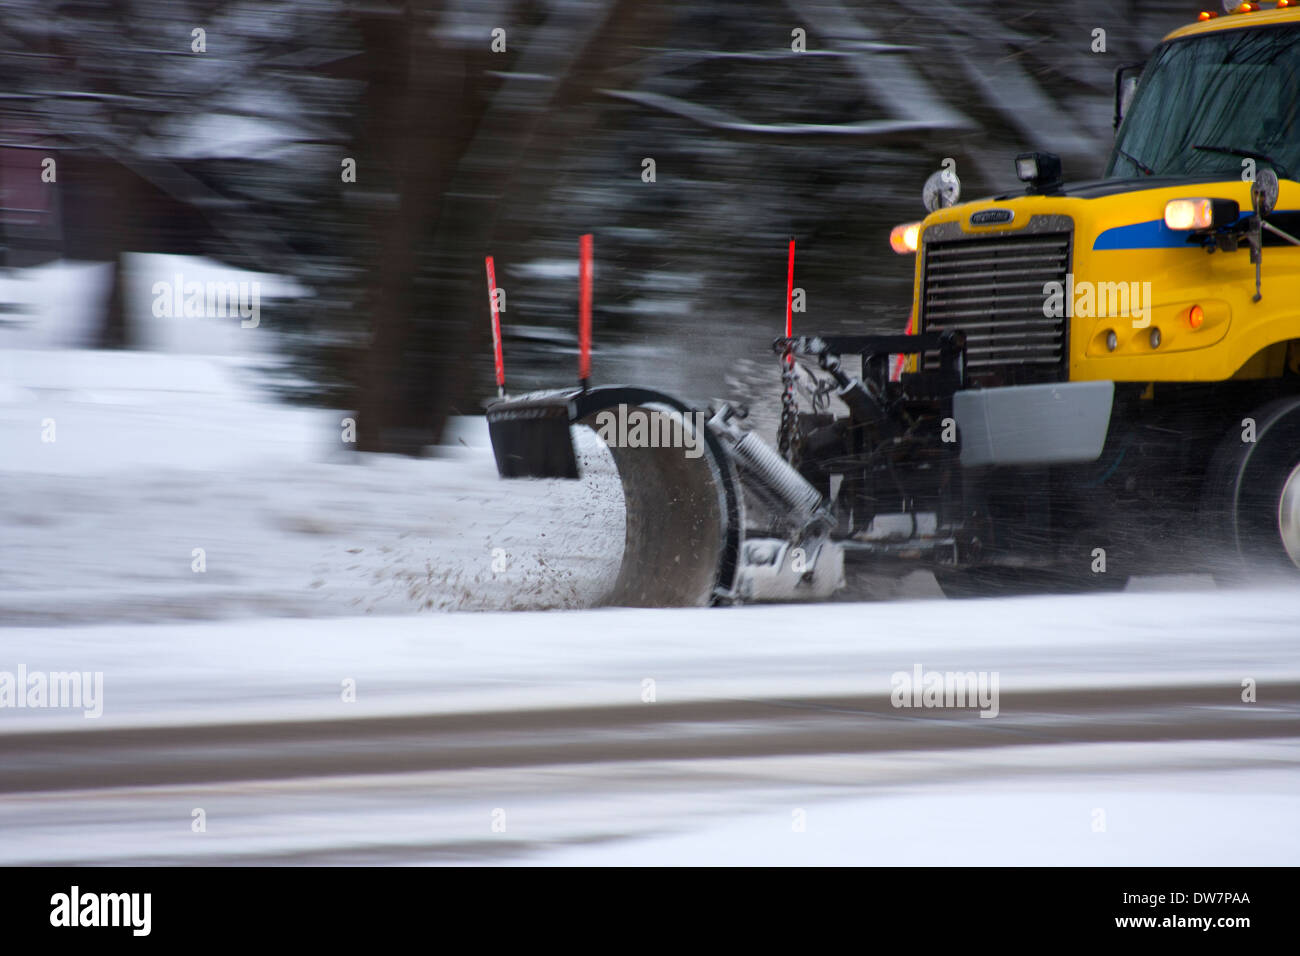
[486,387,742,607]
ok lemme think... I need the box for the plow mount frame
[484,331,977,605]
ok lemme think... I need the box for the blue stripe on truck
[1092,218,1191,250]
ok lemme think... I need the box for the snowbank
[0,258,625,624]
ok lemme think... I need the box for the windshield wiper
[1193,144,1292,181]
[1115,146,1154,176]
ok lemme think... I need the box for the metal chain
[778,349,802,466]
[803,376,835,415]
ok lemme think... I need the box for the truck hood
[993,174,1251,202]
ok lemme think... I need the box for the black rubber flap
[486,394,579,479]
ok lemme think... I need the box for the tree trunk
[93,162,135,350]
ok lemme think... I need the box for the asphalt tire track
[3,682,1296,794]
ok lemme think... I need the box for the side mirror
[1247,168,1279,303]
[1252,168,1279,219]
[1119,77,1139,120]
[1113,62,1144,131]
[922,168,960,213]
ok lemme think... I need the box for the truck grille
[919,225,1071,382]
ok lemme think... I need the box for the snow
[0,260,112,349]
[0,392,625,622]
[0,257,625,624]
[541,769,1300,866]
[1,593,1297,864]
[0,254,304,355]
[2,586,1298,731]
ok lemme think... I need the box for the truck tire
[934,567,1128,599]
[1202,396,1300,581]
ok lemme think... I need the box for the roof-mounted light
[1015,152,1064,194]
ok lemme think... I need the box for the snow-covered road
[1,589,1297,865]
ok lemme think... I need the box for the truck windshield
[1106,23,1300,179]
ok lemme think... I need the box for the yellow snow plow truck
[487,2,1300,603]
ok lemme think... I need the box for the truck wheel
[934,568,1128,599]
[1202,396,1300,580]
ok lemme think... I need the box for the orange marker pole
[485,256,504,398]
[579,233,592,391]
[785,237,795,339]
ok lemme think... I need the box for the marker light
[1199,11,1217,18]
[1106,330,1118,352]
[1188,304,1205,329]
[890,221,921,254]
[1150,327,1162,348]
[1165,198,1215,230]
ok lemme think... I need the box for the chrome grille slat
[925,320,1065,332]
[925,254,1065,271]
[926,264,1064,280]
[920,226,1071,377]
[926,238,1067,255]
[926,303,1053,318]
[961,332,1064,343]
[926,280,1051,294]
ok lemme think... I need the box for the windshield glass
[1106,22,1300,179]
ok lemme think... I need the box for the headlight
[890,221,921,254]
[1164,197,1239,231]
